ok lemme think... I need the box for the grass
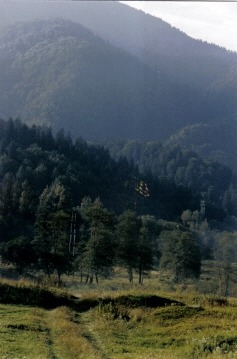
[83,297,237,359]
[0,304,49,359]
[1,264,237,358]
[1,289,237,358]
[0,304,102,359]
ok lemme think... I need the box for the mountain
[68,2,237,125]
[0,18,210,141]
[57,2,237,91]
[1,1,236,91]
[0,2,236,172]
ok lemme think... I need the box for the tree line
[2,183,237,296]
[1,118,236,294]
[1,182,202,286]
[0,117,214,245]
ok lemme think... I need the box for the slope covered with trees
[0,3,236,175]
[104,139,237,216]
[0,119,237,294]
[1,1,236,91]
[0,3,236,165]
[63,2,237,92]
[0,18,209,141]
[0,117,207,237]
[0,118,209,283]
[0,14,236,146]
[166,122,237,174]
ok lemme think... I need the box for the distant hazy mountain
[1,1,236,91]
[70,2,237,122]
[0,1,236,170]
[0,18,210,140]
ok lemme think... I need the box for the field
[1,264,237,359]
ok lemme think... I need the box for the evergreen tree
[159,229,201,282]
[18,180,35,218]
[33,180,71,281]
[80,198,116,283]
[181,209,192,227]
[0,236,36,274]
[214,231,237,296]
[137,216,159,284]
[116,210,141,283]
[0,172,20,241]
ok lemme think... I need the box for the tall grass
[80,291,237,359]
[0,304,49,359]
[1,263,237,358]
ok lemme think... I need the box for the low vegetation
[0,273,237,359]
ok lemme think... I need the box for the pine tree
[80,198,116,283]
[214,231,237,296]
[116,210,141,283]
[33,180,71,282]
[137,216,160,284]
[0,236,36,274]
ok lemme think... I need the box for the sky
[121,1,237,52]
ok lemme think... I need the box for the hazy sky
[121,1,237,52]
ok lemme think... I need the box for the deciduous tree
[160,229,201,282]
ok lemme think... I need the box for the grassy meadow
[1,263,237,359]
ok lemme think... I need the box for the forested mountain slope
[61,2,237,92]
[0,2,236,178]
[0,1,237,136]
[1,1,236,91]
[104,139,237,216]
[1,118,212,242]
[0,5,236,144]
[166,122,237,173]
[0,19,210,141]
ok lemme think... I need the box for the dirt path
[77,312,111,359]
[44,307,105,359]
[45,327,60,359]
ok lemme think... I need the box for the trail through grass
[1,297,237,359]
[1,271,237,359]
[0,304,102,359]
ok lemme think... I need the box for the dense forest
[0,118,206,223]
[165,122,237,174]
[1,118,235,291]
[104,138,237,217]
